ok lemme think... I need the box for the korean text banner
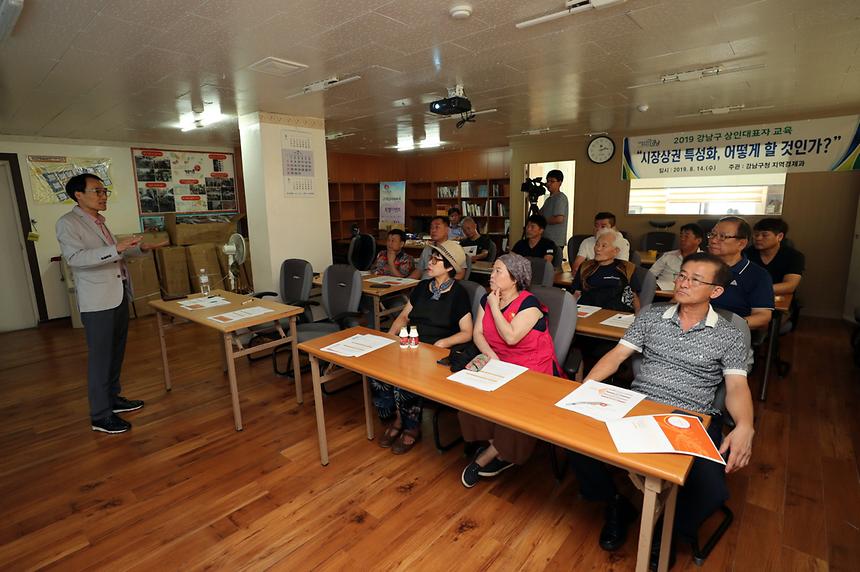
[27,156,113,204]
[379,181,406,230]
[622,115,860,180]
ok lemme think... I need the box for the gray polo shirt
[620,303,748,414]
[539,191,568,247]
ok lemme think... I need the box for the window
[524,160,575,240]
[628,173,786,216]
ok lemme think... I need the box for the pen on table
[242,298,254,305]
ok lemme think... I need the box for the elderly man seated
[569,228,641,313]
[570,252,753,570]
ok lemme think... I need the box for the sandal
[378,425,402,448]
[391,430,421,455]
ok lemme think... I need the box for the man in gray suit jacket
[56,174,166,433]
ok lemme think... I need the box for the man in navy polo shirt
[707,216,773,330]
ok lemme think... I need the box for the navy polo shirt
[711,256,774,318]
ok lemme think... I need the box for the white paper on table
[599,313,636,329]
[606,414,726,464]
[447,359,528,392]
[320,334,396,357]
[207,306,274,324]
[555,380,646,421]
[178,296,232,310]
[577,304,601,318]
[365,276,418,286]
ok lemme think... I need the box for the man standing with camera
[539,169,568,268]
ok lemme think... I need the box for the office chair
[348,233,376,271]
[485,241,497,263]
[246,259,318,374]
[567,234,591,262]
[294,265,364,394]
[431,279,486,452]
[630,250,642,266]
[634,266,657,309]
[526,256,554,287]
[530,285,579,481]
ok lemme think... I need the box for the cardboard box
[126,252,161,317]
[164,213,231,246]
[115,231,169,248]
[186,243,224,292]
[155,246,191,297]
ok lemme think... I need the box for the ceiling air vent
[248,57,308,77]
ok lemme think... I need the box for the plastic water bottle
[199,268,211,295]
[409,326,419,348]
[399,327,409,349]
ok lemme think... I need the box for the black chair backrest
[634,266,657,308]
[322,264,362,318]
[348,234,376,271]
[641,231,678,253]
[530,285,578,364]
[486,241,498,263]
[567,234,591,260]
[280,259,312,304]
[458,280,486,323]
[630,250,642,266]
[280,259,313,321]
[526,256,554,288]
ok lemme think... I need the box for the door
[0,161,38,331]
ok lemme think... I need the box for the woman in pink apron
[458,253,563,488]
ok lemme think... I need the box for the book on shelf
[460,181,472,197]
[437,184,458,198]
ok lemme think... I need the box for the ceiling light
[516,0,626,30]
[627,63,766,89]
[675,104,774,119]
[325,131,355,141]
[285,75,361,99]
[449,4,472,19]
[508,127,567,137]
[0,0,23,42]
[179,103,227,132]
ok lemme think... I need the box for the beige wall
[511,137,860,319]
[0,135,233,320]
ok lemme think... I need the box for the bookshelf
[327,148,511,249]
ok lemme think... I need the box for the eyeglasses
[85,188,112,197]
[429,254,444,264]
[673,272,721,287]
[706,232,739,241]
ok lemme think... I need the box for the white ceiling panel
[0,0,857,151]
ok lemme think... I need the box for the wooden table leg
[223,333,243,431]
[156,311,171,391]
[760,311,781,401]
[289,316,303,404]
[362,374,374,441]
[657,483,678,572]
[374,297,382,331]
[310,355,329,465]
[635,476,662,572]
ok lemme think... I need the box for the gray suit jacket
[56,206,142,313]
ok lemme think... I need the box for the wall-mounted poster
[131,148,238,226]
[27,156,113,204]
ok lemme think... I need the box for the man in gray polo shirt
[569,252,755,567]
[538,169,568,268]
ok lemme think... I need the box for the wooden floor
[0,314,858,571]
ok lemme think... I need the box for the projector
[429,96,472,116]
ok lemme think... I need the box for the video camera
[520,177,547,203]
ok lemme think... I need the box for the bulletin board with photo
[131,147,238,229]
